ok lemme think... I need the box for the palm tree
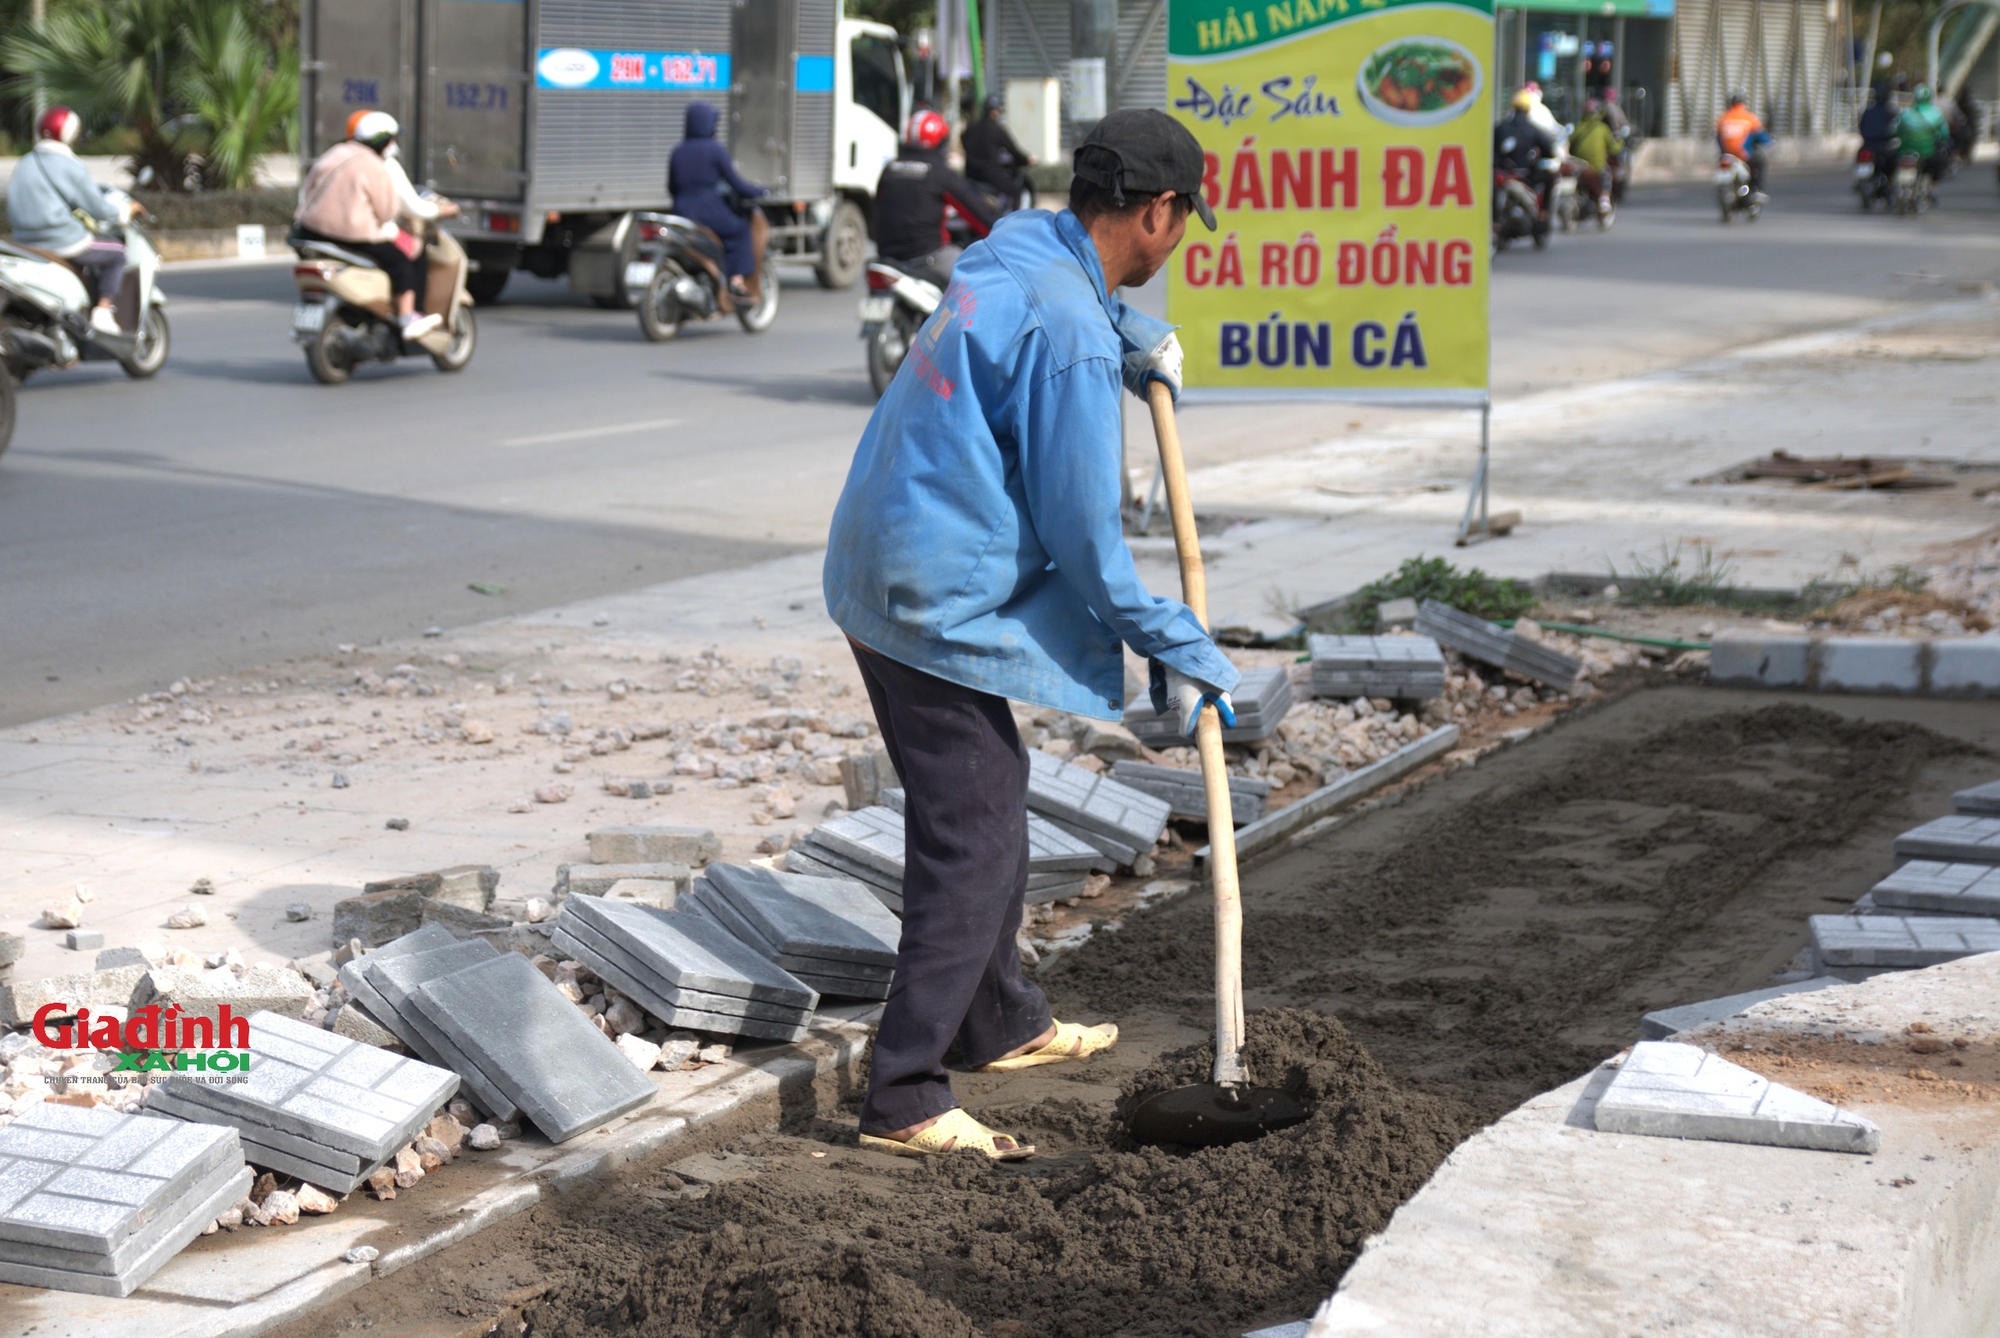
[2,0,295,191]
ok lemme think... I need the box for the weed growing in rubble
[1325,555,1534,632]
[1611,542,1738,606]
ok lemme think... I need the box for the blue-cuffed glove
[1116,306,1183,402]
[1149,662,1235,738]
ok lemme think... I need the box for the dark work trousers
[851,640,1053,1134]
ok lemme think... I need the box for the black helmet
[1727,89,1747,106]
[983,92,1004,114]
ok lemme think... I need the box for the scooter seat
[294,238,382,270]
[0,239,82,272]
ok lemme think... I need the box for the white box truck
[299,0,912,302]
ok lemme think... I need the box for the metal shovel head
[1127,1082,1311,1148]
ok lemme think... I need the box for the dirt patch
[1721,1029,2000,1111]
[272,689,2000,1338]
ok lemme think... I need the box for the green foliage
[847,0,935,34]
[1331,556,1535,632]
[1610,542,1737,607]
[2,0,296,191]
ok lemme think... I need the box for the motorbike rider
[962,93,1034,207]
[1858,84,1899,191]
[1519,81,1569,156]
[1494,89,1560,209]
[668,100,769,309]
[294,111,440,340]
[1569,99,1622,209]
[1716,92,1769,198]
[873,109,1005,289]
[8,107,131,336]
[1897,85,1953,184]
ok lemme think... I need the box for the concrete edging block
[1929,638,2000,698]
[1813,637,1922,695]
[1708,630,1809,688]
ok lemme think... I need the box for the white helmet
[352,111,400,149]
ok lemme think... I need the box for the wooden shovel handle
[1144,381,1247,1087]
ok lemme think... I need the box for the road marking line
[502,417,681,447]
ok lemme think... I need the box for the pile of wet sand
[527,1009,1470,1338]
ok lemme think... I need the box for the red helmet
[37,106,80,145]
[903,109,948,151]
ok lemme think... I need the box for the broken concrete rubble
[585,825,721,867]
[144,964,314,1025]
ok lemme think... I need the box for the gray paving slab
[549,912,817,1020]
[784,967,890,1001]
[157,1009,460,1162]
[1415,599,1583,690]
[1111,760,1270,823]
[140,1087,364,1175]
[1243,1324,1310,1338]
[1024,749,1171,850]
[0,1104,242,1256]
[335,924,460,1050]
[785,843,903,908]
[1125,666,1293,744]
[1025,878,1088,905]
[1892,814,2000,864]
[1809,913,2000,968]
[1034,811,1141,865]
[1640,978,1844,1040]
[1592,1041,1880,1153]
[805,806,908,877]
[0,1160,248,1280]
[679,885,891,988]
[410,952,659,1143]
[1870,860,2000,917]
[562,894,819,1009]
[0,1163,251,1298]
[1307,634,1448,698]
[549,925,814,1043]
[703,863,900,968]
[1954,779,2000,816]
[360,952,518,1125]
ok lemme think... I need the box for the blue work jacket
[823,207,1238,720]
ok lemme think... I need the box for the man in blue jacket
[825,110,1237,1161]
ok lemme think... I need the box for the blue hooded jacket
[668,101,762,201]
[823,208,1238,720]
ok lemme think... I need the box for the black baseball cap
[1072,109,1216,230]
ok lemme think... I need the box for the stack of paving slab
[1111,760,1270,825]
[678,864,897,1002]
[1891,813,2000,864]
[0,1102,252,1297]
[1954,779,2000,816]
[1414,598,1582,691]
[786,800,1101,911]
[144,1010,457,1194]
[1808,913,2000,978]
[1123,665,1293,747]
[1305,634,1447,700]
[1024,749,1172,869]
[552,893,820,1041]
[341,924,654,1142]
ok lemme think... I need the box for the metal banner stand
[1453,400,1517,546]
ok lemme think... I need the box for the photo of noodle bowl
[1356,36,1483,127]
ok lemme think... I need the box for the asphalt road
[3,165,1998,725]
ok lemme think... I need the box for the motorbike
[1551,155,1582,232]
[1491,167,1549,252]
[1714,153,1762,223]
[1892,153,1934,216]
[859,258,943,398]
[0,184,169,387]
[1853,146,1895,211]
[627,212,780,342]
[290,224,476,384]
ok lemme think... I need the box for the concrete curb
[0,1008,877,1338]
[1710,629,2000,697]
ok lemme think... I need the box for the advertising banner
[1167,0,1493,402]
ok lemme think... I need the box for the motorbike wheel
[738,257,781,334]
[430,304,477,372]
[305,318,353,385]
[1531,218,1549,250]
[466,267,510,306]
[0,366,17,461]
[638,271,684,343]
[814,200,868,290]
[118,307,170,379]
[867,309,915,398]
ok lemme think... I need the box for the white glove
[1141,330,1184,399]
[1165,666,1235,739]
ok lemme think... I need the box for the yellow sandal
[976,1019,1119,1072]
[857,1107,1035,1161]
